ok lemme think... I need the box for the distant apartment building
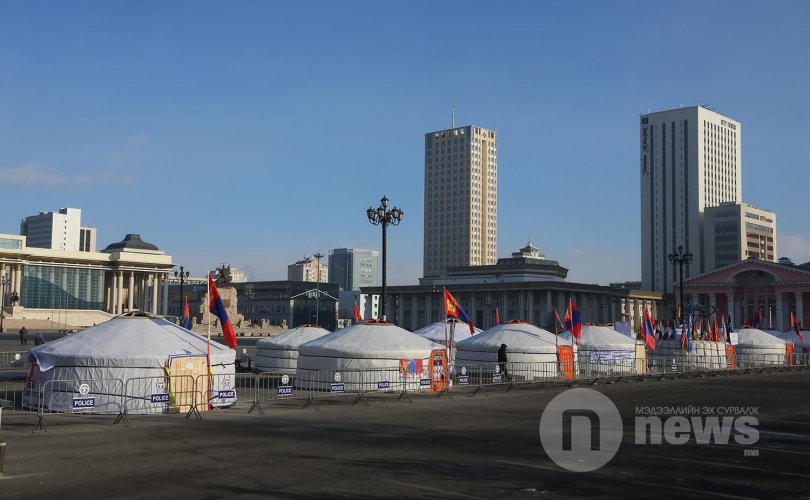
[640,106,742,292]
[287,256,328,283]
[20,207,91,251]
[424,124,498,278]
[328,248,379,291]
[704,203,777,269]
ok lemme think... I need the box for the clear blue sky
[1,1,808,285]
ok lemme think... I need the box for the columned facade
[683,259,810,331]
[365,282,666,333]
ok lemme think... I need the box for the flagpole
[207,273,211,410]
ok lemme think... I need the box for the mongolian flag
[711,318,719,342]
[443,288,475,335]
[208,274,237,348]
[353,303,362,322]
[791,312,805,343]
[495,308,501,325]
[642,306,656,350]
[563,300,583,340]
[181,296,191,329]
[753,308,762,329]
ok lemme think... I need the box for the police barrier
[252,371,300,414]
[578,358,640,379]
[191,372,242,417]
[646,353,731,375]
[0,381,40,425]
[31,378,125,432]
[735,352,794,369]
[117,374,198,424]
[0,351,29,370]
[793,352,810,366]
[294,368,435,409]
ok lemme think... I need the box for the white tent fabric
[735,328,790,367]
[255,325,331,373]
[764,330,809,350]
[26,314,236,413]
[560,325,642,375]
[455,322,575,379]
[412,318,482,344]
[296,321,443,389]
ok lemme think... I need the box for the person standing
[19,326,28,346]
[34,332,46,346]
[497,343,509,380]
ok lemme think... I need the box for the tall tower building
[640,106,742,292]
[424,125,498,278]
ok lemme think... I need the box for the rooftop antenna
[451,106,455,129]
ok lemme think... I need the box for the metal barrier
[116,374,198,426]
[190,371,242,418]
[4,354,808,431]
[252,371,300,414]
[0,351,29,370]
[33,378,125,432]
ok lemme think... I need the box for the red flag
[495,308,500,325]
[792,312,805,343]
[642,306,656,350]
[181,296,190,329]
[353,302,362,322]
[208,275,237,348]
[443,288,475,335]
[563,300,582,339]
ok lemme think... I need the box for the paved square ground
[1,370,809,499]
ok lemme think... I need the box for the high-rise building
[640,106,742,292]
[20,208,84,251]
[287,256,328,283]
[424,125,498,278]
[328,248,379,291]
[704,203,777,269]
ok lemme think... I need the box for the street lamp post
[367,196,404,320]
[0,275,8,333]
[174,266,190,317]
[314,252,324,327]
[668,245,693,324]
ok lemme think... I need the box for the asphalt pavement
[0,370,808,499]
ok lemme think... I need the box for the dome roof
[736,328,789,346]
[102,233,160,252]
[764,329,809,347]
[412,318,482,344]
[560,325,637,350]
[298,320,441,360]
[457,321,558,354]
[30,314,234,370]
[257,325,331,350]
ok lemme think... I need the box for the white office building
[20,208,85,251]
[640,106,742,293]
[424,125,498,278]
[704,203,777,270]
